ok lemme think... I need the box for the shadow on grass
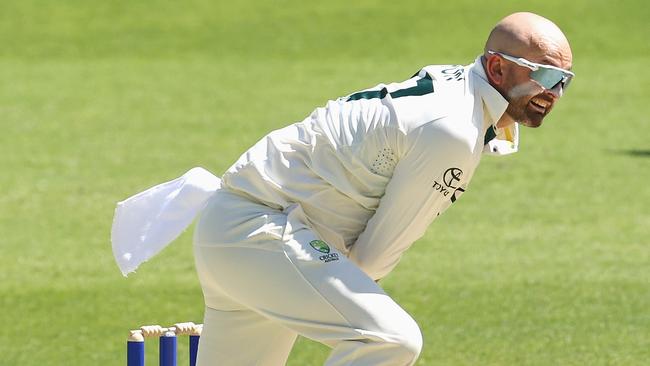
[612,149,650,158]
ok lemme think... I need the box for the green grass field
[1,0,648,365]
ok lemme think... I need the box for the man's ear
[486,55,505,85]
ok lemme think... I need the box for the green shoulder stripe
[346,73,433,101]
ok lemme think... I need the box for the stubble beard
[505,81,546,128]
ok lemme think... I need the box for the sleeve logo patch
[310,240,339,263]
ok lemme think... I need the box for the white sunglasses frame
[487,50,574,91]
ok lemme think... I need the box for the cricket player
[112,11,573,366]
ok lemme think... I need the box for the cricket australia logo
[309,240,339,263]
[432,167,466,203]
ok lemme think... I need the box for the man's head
[482,12,573,128]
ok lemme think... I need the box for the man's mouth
[529,98,551,113]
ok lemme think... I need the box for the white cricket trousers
[193,188,422,366]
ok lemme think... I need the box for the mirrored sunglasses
[488,50,575,91]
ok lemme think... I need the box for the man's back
[220,62,496,275]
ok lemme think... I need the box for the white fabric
[194,188,422,365]
[220,56,514,281]
[111,167,221,276]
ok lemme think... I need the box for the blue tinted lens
[530,68,571,90]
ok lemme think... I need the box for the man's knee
[392,320,423,362]
[330,324,422,366]
[364,317,423,364]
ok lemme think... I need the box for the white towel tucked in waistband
[111,167,221,276]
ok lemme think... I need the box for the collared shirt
[222,56,517,280]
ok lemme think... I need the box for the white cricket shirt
[222,56,518,280]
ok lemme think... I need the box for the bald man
[188,11,574,366]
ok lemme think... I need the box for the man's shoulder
[424,64,474,95]
[390,64,474,127]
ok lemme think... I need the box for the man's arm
[349,118,475,281]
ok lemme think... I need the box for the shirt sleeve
[348,118,476,280]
